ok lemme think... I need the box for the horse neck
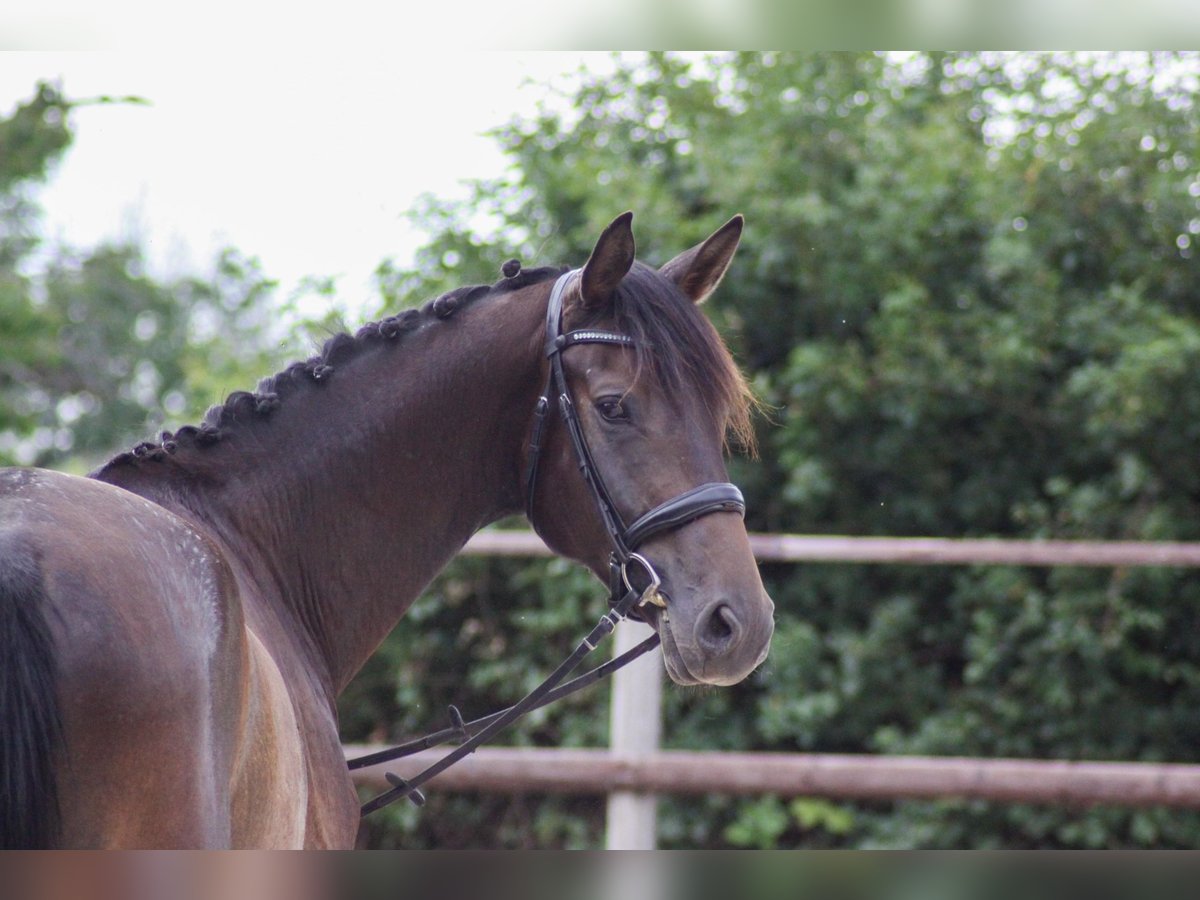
[104,285,548,695]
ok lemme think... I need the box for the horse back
[0,467,298,847]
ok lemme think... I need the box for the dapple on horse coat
[0,213,774,848]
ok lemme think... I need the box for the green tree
[0,83,286,470]
[344,52,1200,848]
[8,58,1200,848]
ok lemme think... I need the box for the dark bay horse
[0,213,774,848]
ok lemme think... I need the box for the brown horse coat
[0,214,773,848]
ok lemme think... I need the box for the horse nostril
[697,602,741,655]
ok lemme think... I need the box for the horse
[0,212,775,848]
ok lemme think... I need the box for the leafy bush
[343,52,1200,848]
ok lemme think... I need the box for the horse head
[526,213,774,686]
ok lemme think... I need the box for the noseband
[524,269,747,615]
[353,269,749,815]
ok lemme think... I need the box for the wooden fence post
[605,617,663,850]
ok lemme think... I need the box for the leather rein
[352,269,746,816]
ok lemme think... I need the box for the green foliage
[8,56,1200,848]
[345,547,612,849]
[343,52,1200,848]
[0,82,72,197]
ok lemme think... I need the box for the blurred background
[3,51,1200,848]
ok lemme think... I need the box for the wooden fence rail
[346,746,1200,810]
[354,531,1200,821]
[465,530,1200,568]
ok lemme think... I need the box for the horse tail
[0,539,64,849]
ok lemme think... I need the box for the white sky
[1,52,617,316]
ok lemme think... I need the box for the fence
[347,746,1200,809]
[462,529,1200,567]
[348,529,1200,846]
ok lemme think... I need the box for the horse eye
[596,397,629,421]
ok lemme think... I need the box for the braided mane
[91,258,754,475]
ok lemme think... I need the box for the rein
[352,270,746,816]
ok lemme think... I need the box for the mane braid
[491,265,568,295]
[91,256,753,479]
[93,264,546,477]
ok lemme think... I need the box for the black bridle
[353,269,746,815]
[525,268,747,616]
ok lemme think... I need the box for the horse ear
[660,215,744,304]
[579,211,636,311]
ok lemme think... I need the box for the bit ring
[621,552,667,608]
